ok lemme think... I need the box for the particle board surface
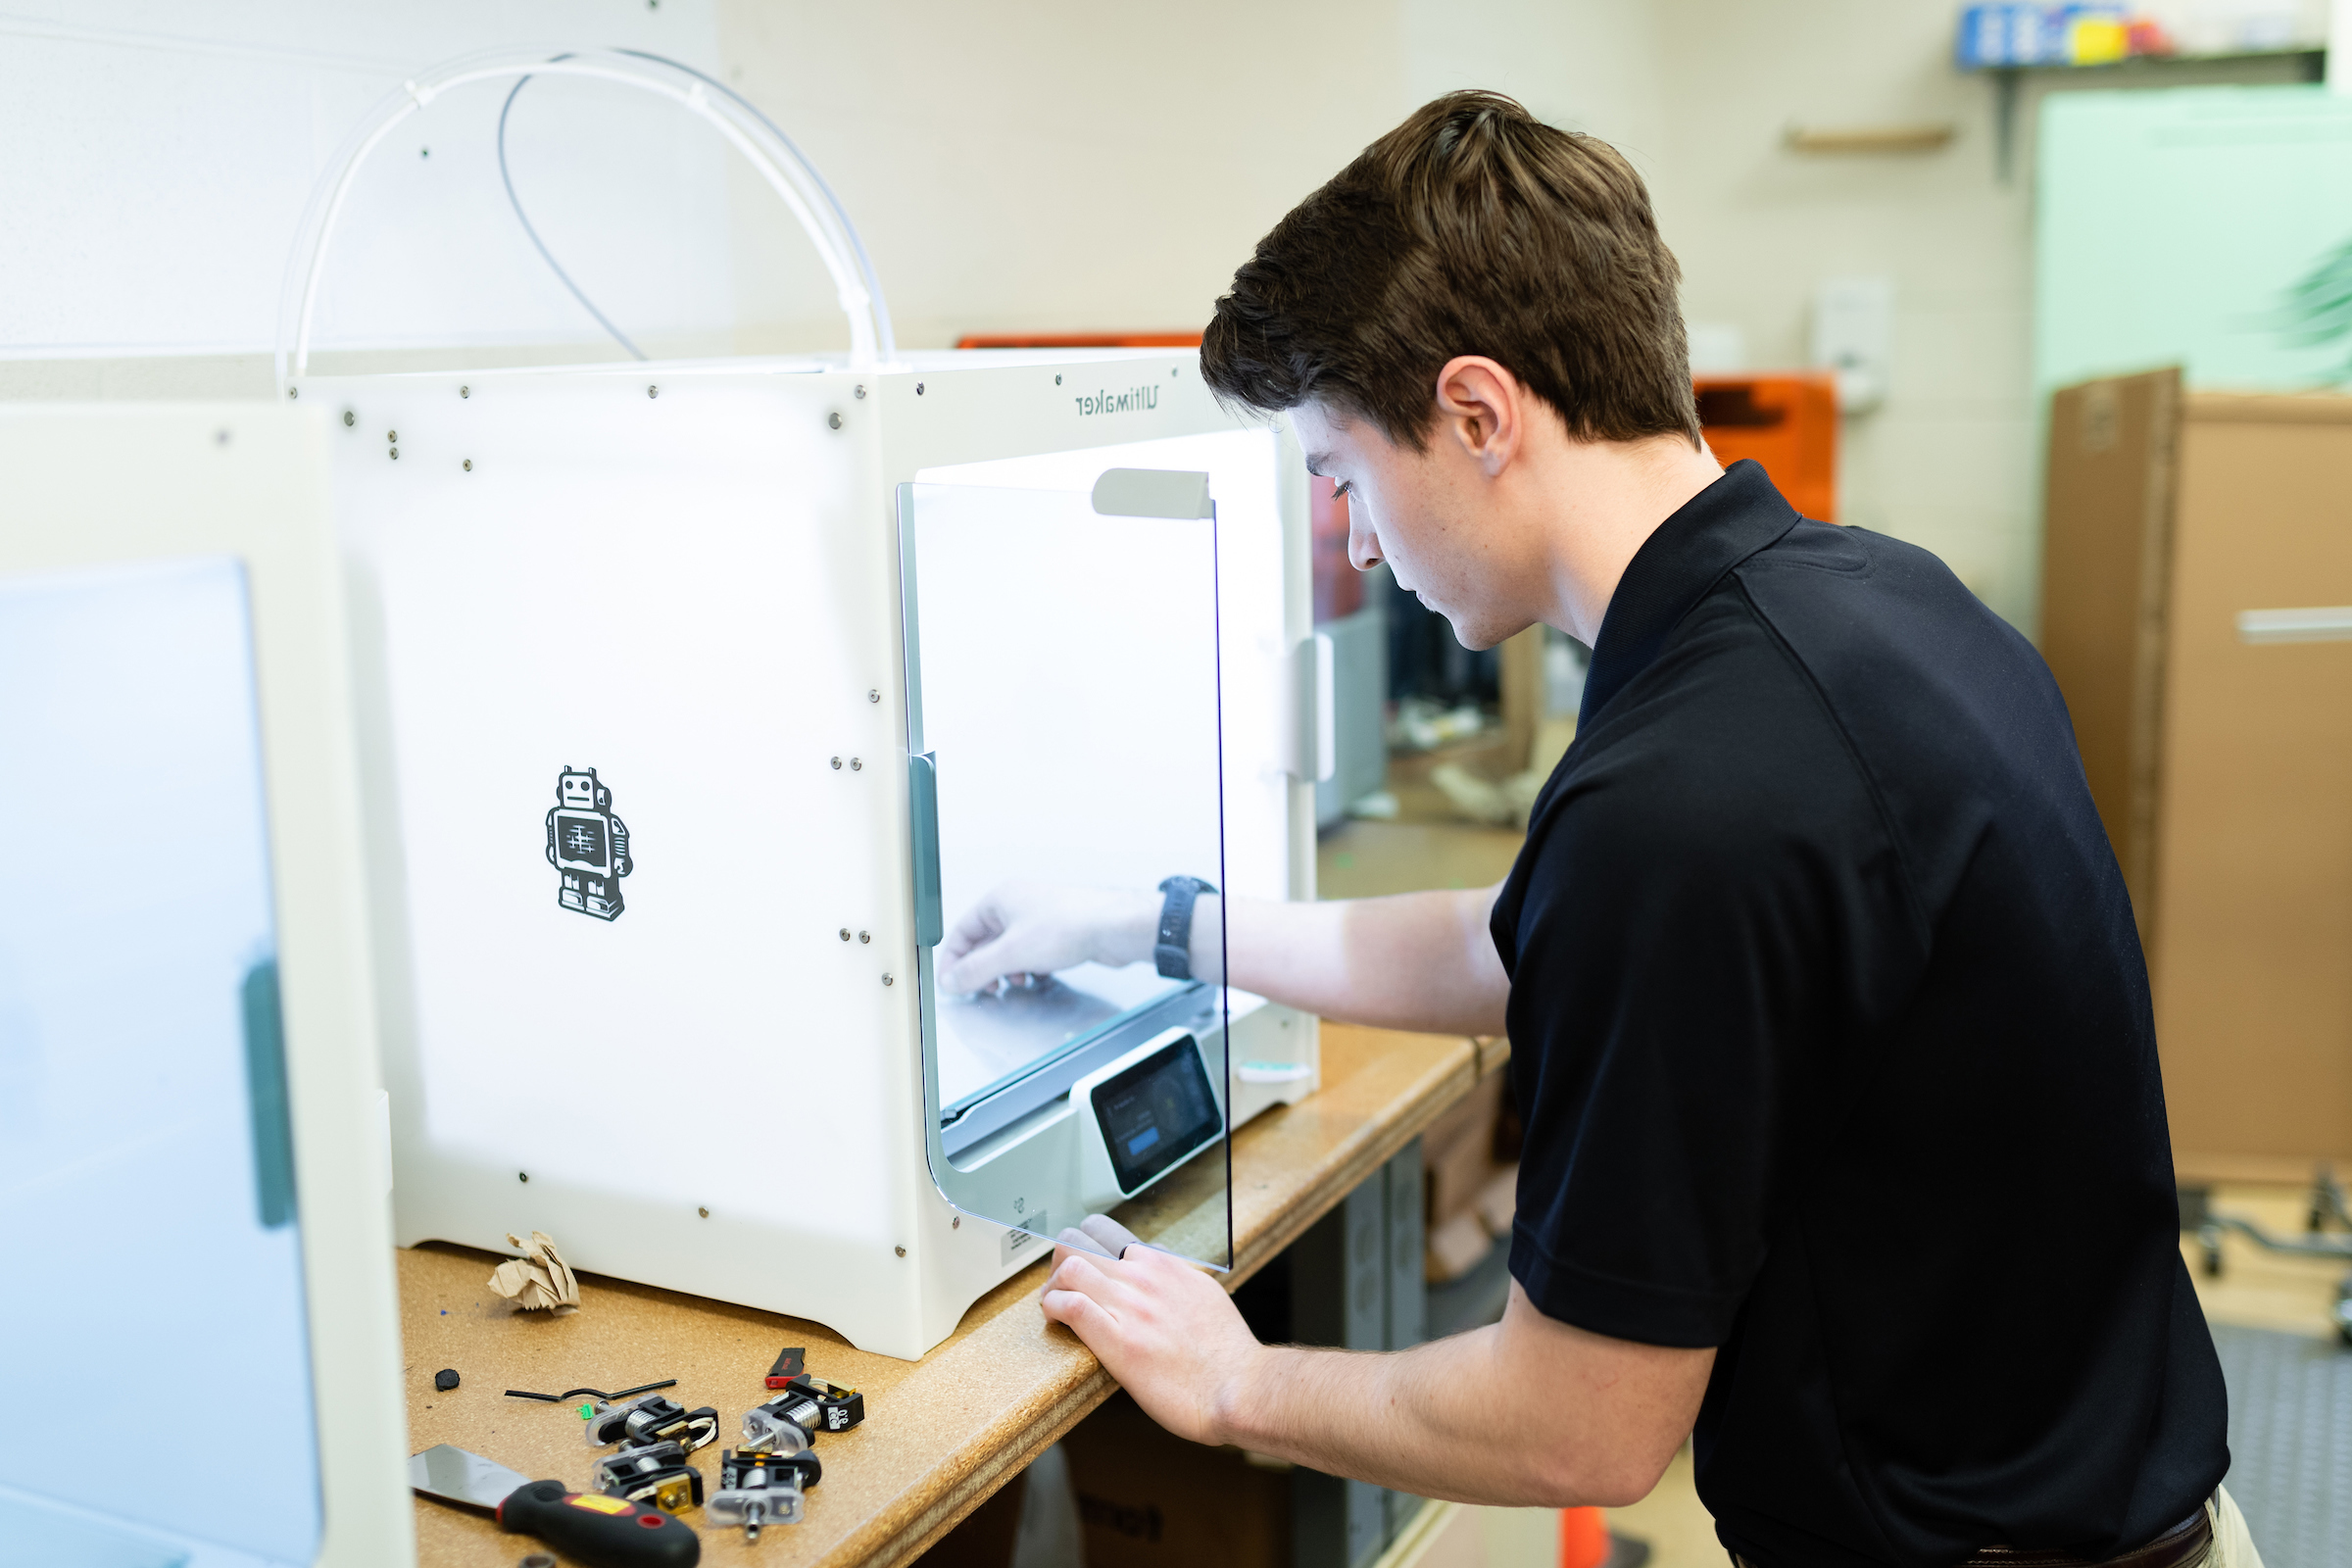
[400,1022,1479,1567]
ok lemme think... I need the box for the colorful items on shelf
[1955,5,2175,69]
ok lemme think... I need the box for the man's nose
[1348,520,1382,571]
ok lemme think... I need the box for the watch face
[1093,1034,1221,1194]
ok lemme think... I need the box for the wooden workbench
[399,1024,1505,1566]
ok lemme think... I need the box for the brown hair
[1200,91,1698,451]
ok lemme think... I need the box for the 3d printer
[288,49,1328,1359]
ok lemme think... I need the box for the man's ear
[1433,357,1522,475]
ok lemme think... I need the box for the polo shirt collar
[1579,460,1799,725]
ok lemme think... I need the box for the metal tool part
[592,1439,705,1514]
[740,1394,821,1452]
[583,1394,720,1452]
[780,1373,866,1433]
[709,1447,822,1541]
[506,1377,677,1403]
[413,1443,532,1508]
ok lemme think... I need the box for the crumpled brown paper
[487,1230,579,1311]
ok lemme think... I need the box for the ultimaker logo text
[1074,383,1159,416]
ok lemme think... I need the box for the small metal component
[647,384,660,399]
[1054,374,1062,385]
[895,1245,907,1256]
[858,931,869,945]
[739,1398,817,1454]
[286,386,298,400]
[784,1373,866,1431]
[952,1215,960,1229]
[710,1447,819,1540]
[830,756,842,770]
[854,384,866,399]
[698,1206,710,1218]
[507,1379,677,1404]
[838,928,851,942]
[850,758,861,771]
[518,1171,528,1182]
[342,410,355,427]
[882,973,894,987]
[434,1368,461,1392]
[583,1394,720,1453]
[519,1555,557,1568]
[915,381,925,395]
[463,459,473,471]
[389,448,399,461]
[827,412,843,429]
[387,431,398,442]
[592,1439,704,1513]
[460,384,470,398]
[867,689,880,703]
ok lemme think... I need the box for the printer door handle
[908,751,943,948]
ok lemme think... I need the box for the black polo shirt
[1491,462,2227,1568]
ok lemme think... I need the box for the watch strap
[1154,875,1217,980]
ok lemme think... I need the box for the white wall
[0,2,727,395]
[711,0,1412,354]
[0,1,2068,629]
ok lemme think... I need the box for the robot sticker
[546,766,632,920]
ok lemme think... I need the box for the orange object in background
[1560,1505,1612,1568]
[954,331,1202,349]
[1695,373,1838,523]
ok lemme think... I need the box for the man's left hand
[1040,1215,1260,1446]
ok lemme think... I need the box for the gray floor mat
[2210,1321,2352,1568]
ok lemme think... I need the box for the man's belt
[1733,1498,2213,1568]
[1955,1501,2212,1568]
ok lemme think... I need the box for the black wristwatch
[1154,876,1218,980]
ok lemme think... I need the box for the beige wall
[1650,0,2036,626]
[714,0,1413,355]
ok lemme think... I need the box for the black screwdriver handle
[499,1479,702,1566]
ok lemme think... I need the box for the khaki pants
[2206,1485,2264,1568]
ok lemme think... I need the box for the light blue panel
[0,559,322,1565]
[2036,85,2352,399]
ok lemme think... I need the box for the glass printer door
[900,476,1231,1271]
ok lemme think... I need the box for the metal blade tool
[410,1443,700,1566]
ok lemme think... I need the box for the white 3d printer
[289,49,1332,1359]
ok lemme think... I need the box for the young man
[940,93,2247,1568]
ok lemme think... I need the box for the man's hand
[1040,1216,1261,1446]
[937,883,1157,996]
[1040,1212,1715,1508]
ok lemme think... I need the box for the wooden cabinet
[2043,374,2352,1168]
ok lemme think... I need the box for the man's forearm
[1191,889,1510,1038]
[1212,1288,1710,1508]
[1220,1331,1583,1505]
